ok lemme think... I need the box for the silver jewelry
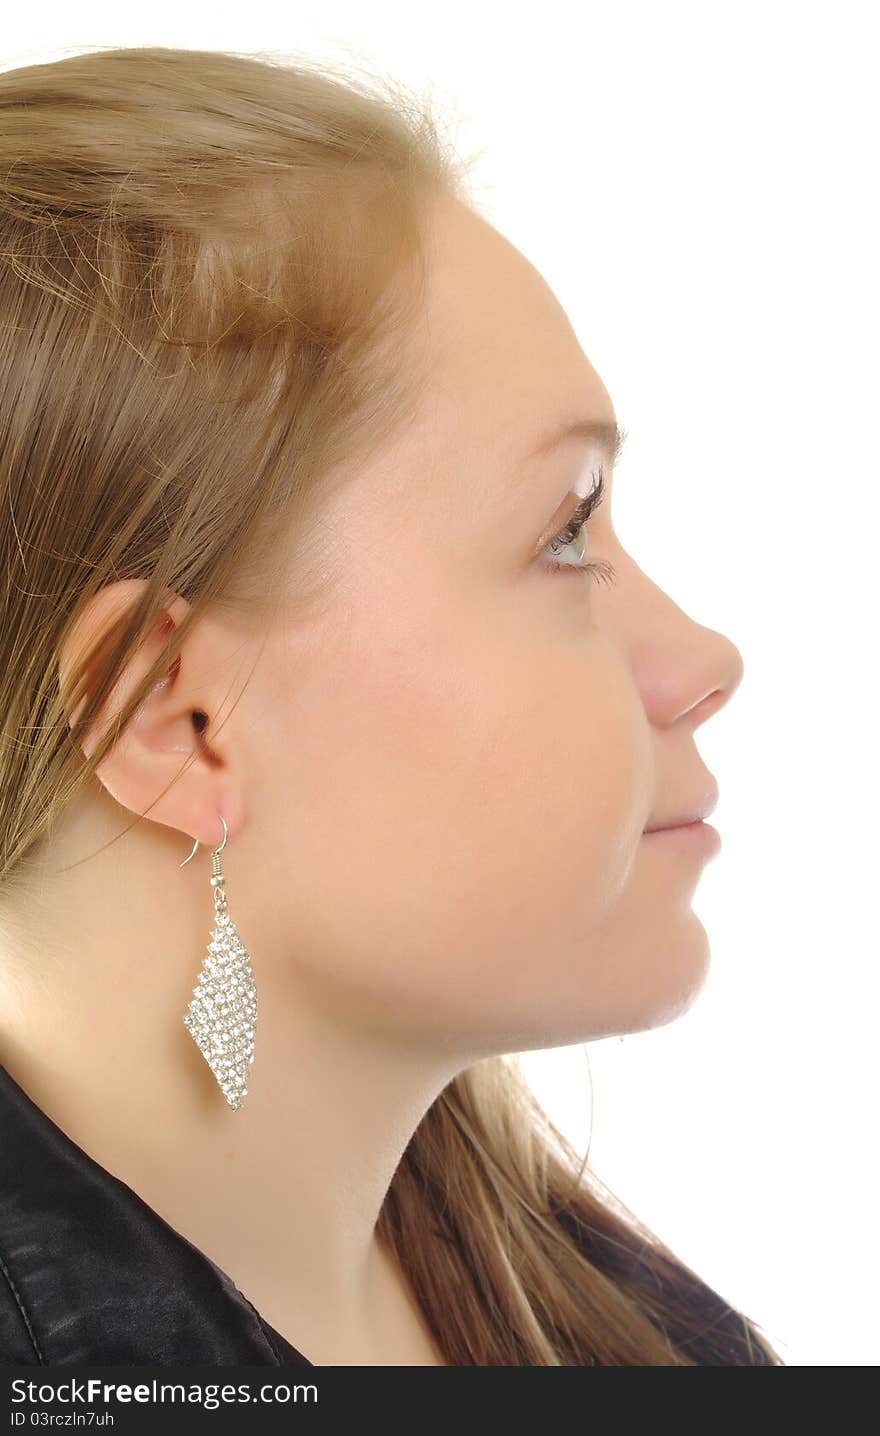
[179,815,257,1111]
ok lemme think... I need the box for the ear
[57,579,244,850]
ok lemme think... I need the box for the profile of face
[98,190,744,1065]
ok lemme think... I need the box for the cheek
[255,575,650,1039]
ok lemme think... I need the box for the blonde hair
[0,44,783,1365]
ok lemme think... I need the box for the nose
[680,633,744,729]
[602,544,746,731]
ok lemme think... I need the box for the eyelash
[543,466,617,587]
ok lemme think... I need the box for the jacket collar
[0,1060,313,1366]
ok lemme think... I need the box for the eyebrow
[525,416,628,467]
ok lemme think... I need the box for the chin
[643,924,712,1030]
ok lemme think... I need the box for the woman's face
[242,191,744,1059]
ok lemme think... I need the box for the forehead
[413,192,616,465]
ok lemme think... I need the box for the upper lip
[643,777,719,832]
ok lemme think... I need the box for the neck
[0,790,465,1361]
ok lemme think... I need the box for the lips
[643,776,719,832]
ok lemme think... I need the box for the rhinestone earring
[179,815,257,1111]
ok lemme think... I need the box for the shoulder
[0,1060,301,1366]
[0,1249,42,1364]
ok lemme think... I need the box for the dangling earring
[179,815,257,1111]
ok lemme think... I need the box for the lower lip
[641,821,721,856]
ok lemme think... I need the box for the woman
[0,44,782,1366]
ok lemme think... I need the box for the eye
[542,467,617,588]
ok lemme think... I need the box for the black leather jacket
[0,1061,313,1366]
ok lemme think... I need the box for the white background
[4,1,877,1367]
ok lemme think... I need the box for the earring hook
[179,813,228,868]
